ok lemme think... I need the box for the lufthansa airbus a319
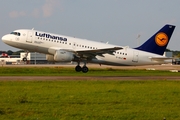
[2,24,175,73]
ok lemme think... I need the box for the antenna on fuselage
[32,28,34,30]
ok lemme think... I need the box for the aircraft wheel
[75,65,82,72]
[82,66,89,73]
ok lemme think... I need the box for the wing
[74,47,123,58]
[48,46,123,59]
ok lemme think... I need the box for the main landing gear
[75,62,89,73]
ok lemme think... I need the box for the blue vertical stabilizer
[135,24,175,55]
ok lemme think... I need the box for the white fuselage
[2,29,169,66]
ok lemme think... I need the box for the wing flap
[75,47,123,57]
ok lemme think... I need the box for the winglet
[135,24,175,55]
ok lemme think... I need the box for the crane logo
[155,32,168,46]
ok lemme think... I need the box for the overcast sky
[0,0,180,51]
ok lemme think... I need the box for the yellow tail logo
[155,32,168,46]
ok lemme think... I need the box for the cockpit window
[10,32,21,36]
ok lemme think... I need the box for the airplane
[2,24,175,73]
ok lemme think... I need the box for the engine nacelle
[54,50,74,62]
[46,54,55,62]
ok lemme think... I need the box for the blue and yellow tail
[135,24,175,55]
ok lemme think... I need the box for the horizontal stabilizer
[149,56,172,62]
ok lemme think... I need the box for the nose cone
[2,35,10,43]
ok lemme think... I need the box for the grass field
[1,81,180,120]
[0,66,179,76]
[0,67,180,120]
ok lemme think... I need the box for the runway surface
[0,76,180,81]
[0,64,180,81]
[2,64,180,70]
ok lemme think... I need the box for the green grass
[1,80,180,120]
[0,67,180,119]
[0,66,179,76]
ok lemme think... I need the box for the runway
[0,64,180,81]
[2,64,180,71]
[0,76,180,81]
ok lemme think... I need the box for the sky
[0,0,180,51]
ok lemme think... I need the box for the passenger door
[26,31,33,43]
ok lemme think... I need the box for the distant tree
[12,50,25,55]
[172,50,180,56]
[7,50,13,55]
[0,51,6,54]
[177,53,180,58]
[165,48,171,52]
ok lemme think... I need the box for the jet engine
[46,50,74,62]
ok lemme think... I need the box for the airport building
[0,52,47,65]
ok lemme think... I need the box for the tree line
[0,50,24,56]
